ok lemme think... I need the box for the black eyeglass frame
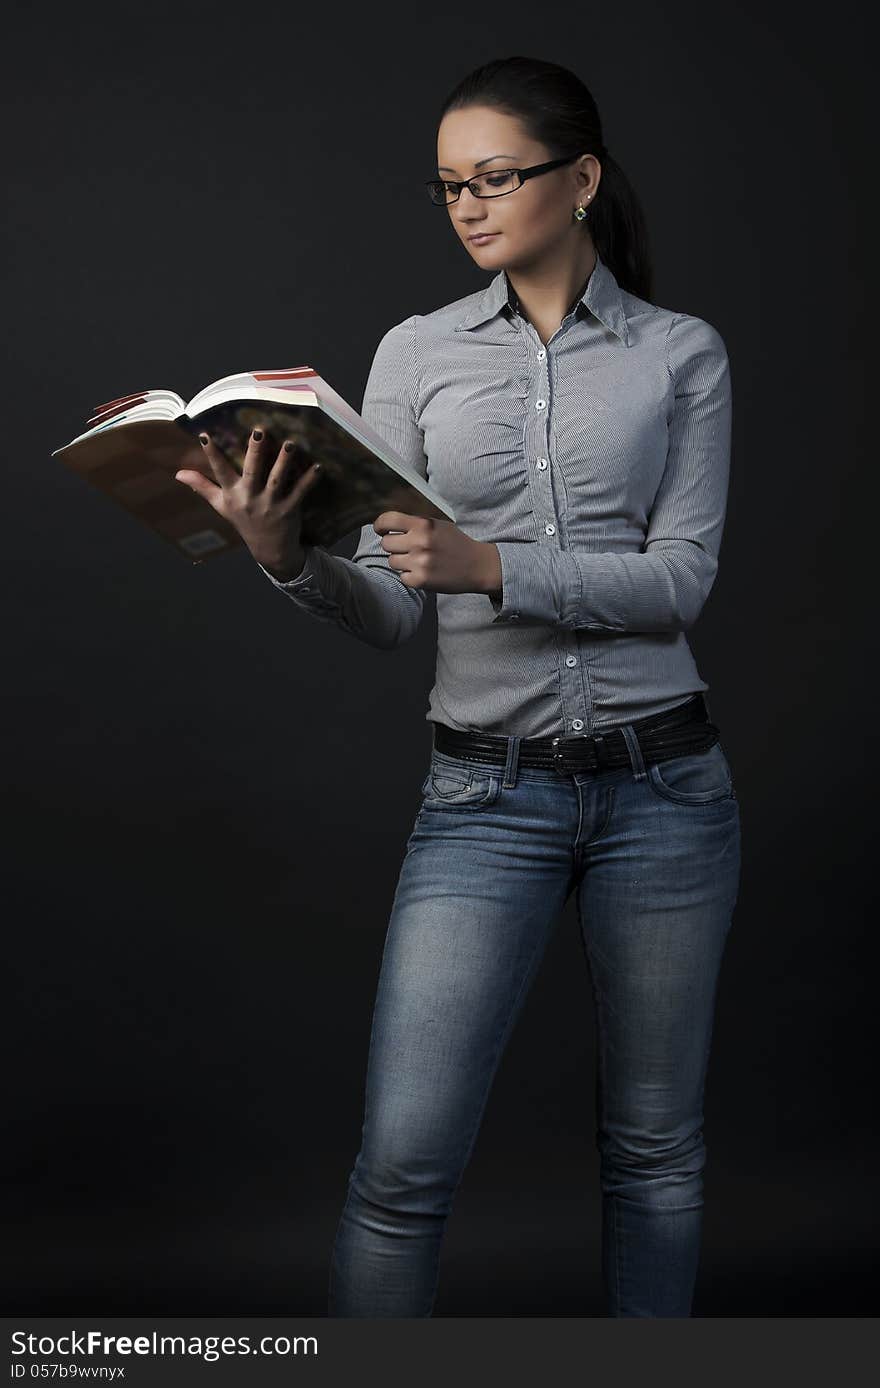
[425,151,588,205]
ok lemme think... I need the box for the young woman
[179,55,741,1318]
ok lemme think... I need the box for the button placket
[520,322,591,735]
[502,321,547,627]
[520,324,555,520]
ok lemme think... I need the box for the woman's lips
[469,232,499,244]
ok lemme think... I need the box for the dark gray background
[3,0,874,1314]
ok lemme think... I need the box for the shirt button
[535,399,546,410]
[565,655,577,667]
[536,458,548,470]
[536,349,546,360]
[544,522,556,535]
[571,719,585,731]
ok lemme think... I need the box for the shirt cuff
[256,547,323,596]
[485,538,630,632]
[487,540,583,626]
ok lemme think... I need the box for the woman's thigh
[355,754,578,1196]
[575,740,742,1153]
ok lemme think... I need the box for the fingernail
[284,440,296,452]
[252,428,263,441]
[199,434,208,445]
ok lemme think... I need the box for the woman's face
[435,106,597,272]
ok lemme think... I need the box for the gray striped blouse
[257,253,733,737]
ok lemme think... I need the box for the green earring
[574,205,588,221]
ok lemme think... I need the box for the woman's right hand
[175,426,324,581]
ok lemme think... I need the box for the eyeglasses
[425,152,586,206]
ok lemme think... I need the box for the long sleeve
[487,314,733,634]
[256,315,429,651]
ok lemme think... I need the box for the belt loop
[619,724,648,781]
[502,734,522,789]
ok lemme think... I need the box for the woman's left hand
[373,512,501,596]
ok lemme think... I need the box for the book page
[186,366,318,416]
[55,390,187,450]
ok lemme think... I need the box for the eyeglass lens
[429,169,522,203]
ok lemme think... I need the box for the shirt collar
[453,252,631,346]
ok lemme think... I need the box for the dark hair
[437,55,653,302]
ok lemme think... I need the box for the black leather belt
[432,693,720,774]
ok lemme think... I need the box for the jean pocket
[420,754,501,809]
[646,740,735,806]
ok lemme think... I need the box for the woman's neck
[506,246,598,343]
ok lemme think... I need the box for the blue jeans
[328,724,741,1317]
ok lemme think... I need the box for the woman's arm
[486,314,733,634]
[257,315,429,651]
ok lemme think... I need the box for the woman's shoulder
[621,285,725,346]
[658,308,730,381]
[369,285,499,381]
[375,284,487,339]
[411,284,498,339]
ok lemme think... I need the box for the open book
[51,366,454,562]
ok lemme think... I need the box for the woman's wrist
[261,546,307,583]
[477,541,503,599]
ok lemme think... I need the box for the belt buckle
[549,733,587,771]
[550,732,606,771]
[550,735,568,770]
